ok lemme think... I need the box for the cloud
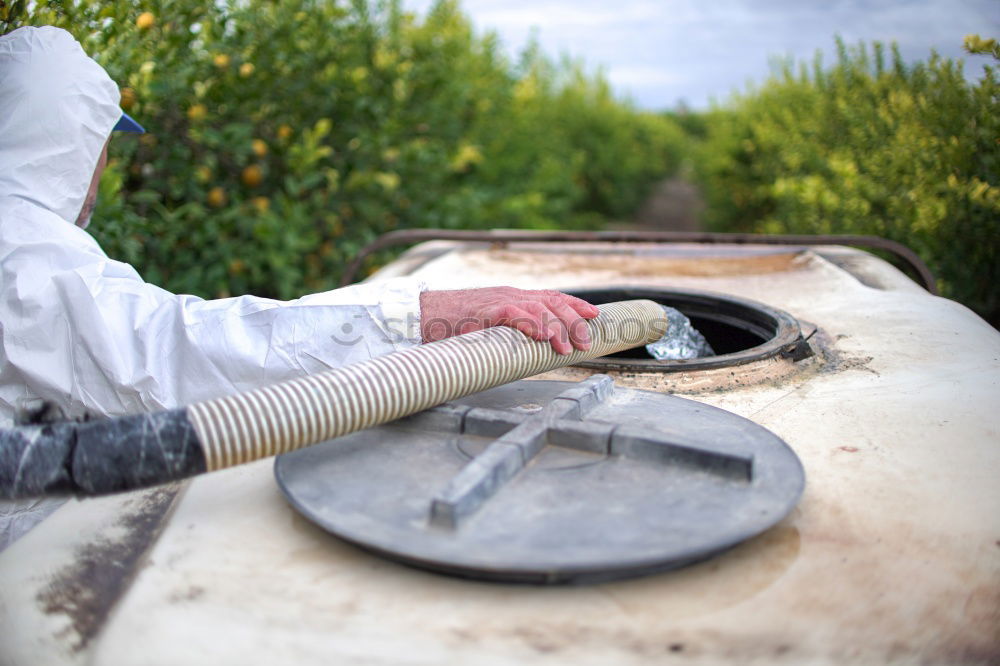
[608,65,686,88]
[476,3,660,29]
[403,0,1000,109]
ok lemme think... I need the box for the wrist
[420,290,448,343]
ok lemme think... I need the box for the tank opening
[567,287,809,373]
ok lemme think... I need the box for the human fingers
[494,303,553,343]
[517,300,574,355]
[543,295,592,351]
[562,294,600,319]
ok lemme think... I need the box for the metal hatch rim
[564,285,806,373]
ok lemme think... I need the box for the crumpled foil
[645,305,716,360]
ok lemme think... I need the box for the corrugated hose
[0,299,666,499]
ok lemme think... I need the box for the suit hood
[0,26,121,225]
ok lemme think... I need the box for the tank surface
[0,241,997,665]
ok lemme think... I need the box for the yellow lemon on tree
[136,12,155,30]
[277,124,293,140]
[251,139,268,157]
[239,62,255,77]
[207,187,227,208]
[251,197,270,213]
[241,165,263,188]
[195,166,212,183]
[213,54,230,69]
[187,104,207,122]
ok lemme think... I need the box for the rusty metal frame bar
[340,229,938,294]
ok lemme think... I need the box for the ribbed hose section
[188,299,667,471]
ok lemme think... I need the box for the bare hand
[419,287,600,355]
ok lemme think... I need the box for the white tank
[1,240,997,665]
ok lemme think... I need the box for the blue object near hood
[113,112,145,133]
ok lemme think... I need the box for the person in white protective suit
[0,26,600,549]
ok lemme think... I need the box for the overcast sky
[402,0,999,109]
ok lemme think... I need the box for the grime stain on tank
[36,485,179,652]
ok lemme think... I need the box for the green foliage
[695,38,1000,325]
[3,0,684,298]
[964,34,1000,61]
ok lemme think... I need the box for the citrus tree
[695,38,1000,326]
[2,0,685,298]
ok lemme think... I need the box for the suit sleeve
[0,211,425,417]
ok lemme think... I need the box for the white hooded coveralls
[0,26,425,548]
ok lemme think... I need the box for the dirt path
[628,177,705,231]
